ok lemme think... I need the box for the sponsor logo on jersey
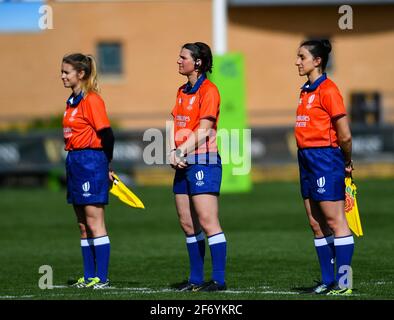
[295,115,310,127]
[176,115,191,128]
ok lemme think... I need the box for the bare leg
[319,200,351,237]
[175,194,201,235]
[191,194,221,237]
[85,204,107,238]
[303,199,333,238]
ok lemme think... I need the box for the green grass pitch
[1,178,393,300]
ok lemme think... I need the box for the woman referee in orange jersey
[168,42,227,292]
[294,40,354,295]
[61,53,114,289]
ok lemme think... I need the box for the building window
[97,42,123,75]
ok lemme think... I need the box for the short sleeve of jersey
[199,85,220,120]
[83,93,111,131]
[321,86,346,119]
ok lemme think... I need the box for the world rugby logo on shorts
[317,176,326,194]
[82,181,92,197]
[195,170,205,187]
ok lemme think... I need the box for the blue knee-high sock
[81,238,96,280]
[328,237,335,260]
[208,232,227,286]
[314,236,335,285]
[186,232,205,285]
[93,236,110,282]
[334,235,354,285]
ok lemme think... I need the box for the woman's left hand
[109,169,114,182]
[345,160,354,177]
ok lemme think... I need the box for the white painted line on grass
[0,285,363,299]
[0,295,35,299]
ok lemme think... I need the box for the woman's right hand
[169,149,187,169]
[175,159,188,169]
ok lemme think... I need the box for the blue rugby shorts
[66,149,109,205]
[173,153,222,195]
[297,147,345,201]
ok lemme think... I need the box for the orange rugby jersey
[295,75,346,149]
[63,92,111,151]
[171,77,220,154]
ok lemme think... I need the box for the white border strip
[93,236,110,246]
[208,233,226,245]
[186,232,205,244]
[334,236,354,246]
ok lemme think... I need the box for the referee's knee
[86,223,107,238]
[179,220,195,235]
[309,221,324,237]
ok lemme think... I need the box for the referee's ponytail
[62,53,100,95]
[300,39,332,72]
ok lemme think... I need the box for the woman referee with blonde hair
[61,53,114,289]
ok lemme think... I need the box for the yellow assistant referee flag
[110,172,145,209]
[345,177,363,237]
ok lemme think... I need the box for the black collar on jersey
[66,91,84,107]
[183,74,206,95]
[301,73,327,92]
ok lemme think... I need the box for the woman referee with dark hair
[61,53,114,289]
[169,42,227,292]
[294,39,355,295]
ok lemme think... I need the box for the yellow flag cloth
[110,173,145,209]
[345,177,363,237]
